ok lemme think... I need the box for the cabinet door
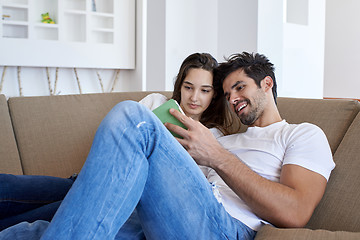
[0,0,135,69]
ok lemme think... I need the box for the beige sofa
[1,92,359,239]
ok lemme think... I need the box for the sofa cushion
[305,111,360,232]
[277,98,360,154]
[0,94,22,174]
[255,224,360,240]
[8,92,172,177]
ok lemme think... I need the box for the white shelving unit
[0,0,135,69]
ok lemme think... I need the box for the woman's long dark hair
[172,53,241,135]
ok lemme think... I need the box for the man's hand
[164,108,225,168]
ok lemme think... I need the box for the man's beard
[238,90,266,126]
[239,108,259,125]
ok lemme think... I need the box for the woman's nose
[190,91,199,102]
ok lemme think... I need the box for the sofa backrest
[270,98,360,232]
[277,98,360,154]
[306,111,360,232]
[6,94,360,176]
[0,94,22,174]
[8,92,172,177]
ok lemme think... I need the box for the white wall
[164,0,258,91]
[217,0,258,60]
[258,0,326,99]
[145,0,167,91]
[165,0,218,91]
[323,0,360,99]
[282,0,325,99]
[257,0,284,96]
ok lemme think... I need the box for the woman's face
[179,68,214,120]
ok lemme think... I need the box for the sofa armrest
[255,225,360,240]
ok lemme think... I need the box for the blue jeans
[0,174,74,231]
[0,211,144,239]
[2,101,256,239]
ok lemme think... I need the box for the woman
[140,52,239,137]
[0,53,240,238]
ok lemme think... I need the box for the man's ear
[262,76,274,92]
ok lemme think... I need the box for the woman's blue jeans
[1,101,256,239]
[0,174,74,230]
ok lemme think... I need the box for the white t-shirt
[203,120,335,230]
[139,93,335,231]
[139,93,168,110]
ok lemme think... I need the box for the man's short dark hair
[214,52,277,104]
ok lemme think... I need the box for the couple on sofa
[0,52,335,239]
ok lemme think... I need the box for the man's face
[222,69,267,126]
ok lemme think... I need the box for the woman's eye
[184,86,191,90]
[202,89,210,93]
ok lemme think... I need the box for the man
[167,52,335,230]
[1,52,335,239]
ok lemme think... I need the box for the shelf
[63,0,86,12]
[2,5,28,22]
[3,24,27,38]
[63,12,86,42]
[2,20,28,26]
[63,9,87,15]
[32,0,58,26]
[34,23,58,29]
[90,14,113,29]
[92,28,114,33]
[92,0,113,14]
[91,12,114,18]
[34,27,58,41]
[2,3,28,9]
[2,0,28,5]
[0,0,135,69]
[34,23,58,40]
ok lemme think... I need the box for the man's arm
[166,109,327,228]
[213,152,327,228]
